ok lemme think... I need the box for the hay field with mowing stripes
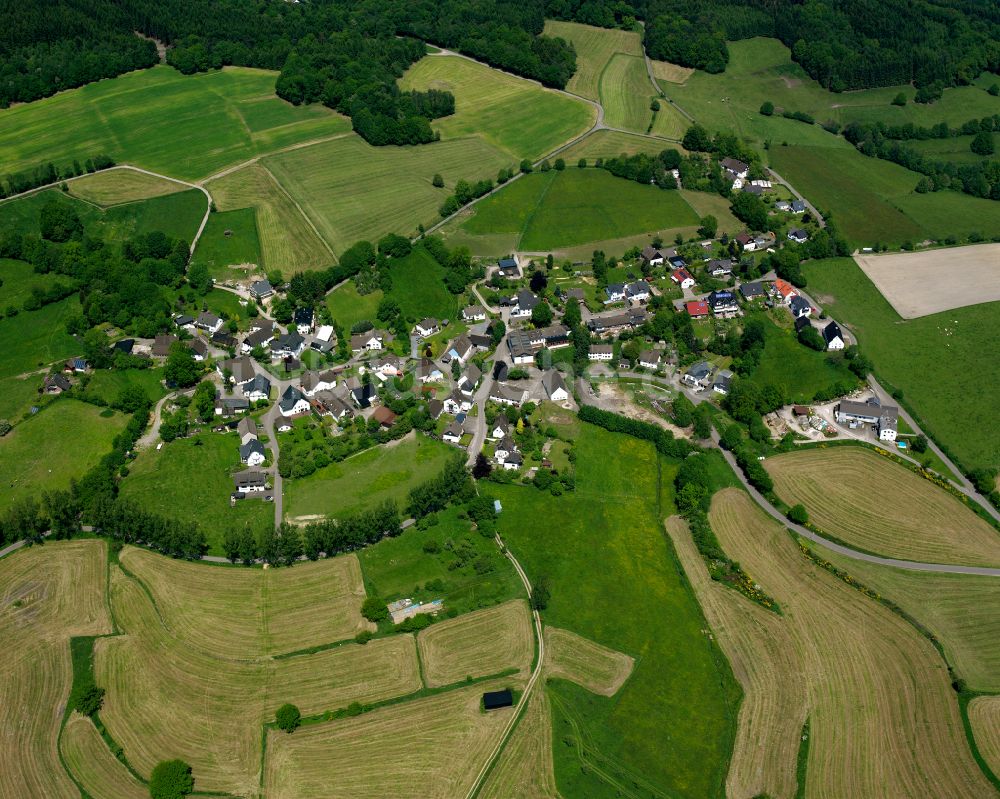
[98,558,421,795]
[542,627,634,696]
[479,687,558,799]
[263,679,519,799]
[61,714,148,799]
[969,697,1000,776]
[689,489,992,798]
[542,20,643,101]
[0,541,111,799]
[417,599,533,687]
[765,447,1000,566]
[68,169,187,206]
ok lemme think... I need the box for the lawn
[264,134,511,255]
[119,431,273,555]
[284,434,457,522]
[207,162,335,274]
[461,169,700,251]
[0,399,126,512]
[398,55,594,162]
[749,313,857,403]
[0,65,350,181]
[542,20,643,101]
[83,368,167,406]
[493,425,739,799]
[802,257,1000,473]
[325,281,384,331]
[600,53,658,134]
[190,208,263,281]
[385,246,459,321]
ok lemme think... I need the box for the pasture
[284,434,456,523]
[385,246,459,321]
[0,257,65,310]
[264,134,511,255]
[817,548,1000,692]
[0,541,111,799]
[559,128,681,161]
[688,488,991,799]
[765,447,1000,566]
[543,626,634,696]
[190,208,263,281]
[970,697,1000,775]
[324,280,384,331]
[263,679,518,799]
[0,400,126,512]
[416,599,533,687]
[120,432,273,555]
[62,714,148,799]
[650,60,694,84]
[82,367,167,406]
[855,243,1000,318]
[494,425,740,799]
[399,55,595,161]
[542,20,643,101]
[0,65,350,181]
[207,162,335,274]
[67,168,186,206]
[802,257,1000,473]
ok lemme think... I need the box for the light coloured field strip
[650,60,695,84]
[61,714,148,799]
[477,687,558,799]
[417,599,533,687]
[263,680,521,799]
[969,696,1000,776]
[764,447,1000,567]
[854,243,1000,319]
[542,626,634,696]
[700,489,992,798]
[68,169,185,206]
[542,20,643,101]
[0,541,111,799]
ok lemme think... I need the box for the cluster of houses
[770,279,845,350]
[681,361,734,395]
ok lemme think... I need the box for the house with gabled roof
[671,267,695,289]
[195,311,223,334]
[823,320,845,350]
[350,329,393,352]
[443,389,473,415]
[249,279,273,300]
[462,305,487,322]
[240,438,267,467]
[237,416,258,446]
[270,331,306,359]
[682,361,713,389]
[789,295,812,318]
[712,369,733,395]
[788,228,809,244]
[509,290,539,319]
[243,374,271,402]
[442,419,465,444]
[639,350,662,370]
[490,383,527,407]
[641,245,666,267]
[604,283,626,304]
[233,470,267,495]
[739,281,766,301]
[241,326,275,354]
[772,279,797,305]
[446,334,474,364]
[706,259,733,277]
[218,356,256,385]
[588,344,613,361]
[497,257,520,278]
[685,300,709,319]
[278,385,310,417]
[707,290,739,316]
[542,369,569,402]
[293,307,314,336]
[414,318,440,337]
[625,281,651,303]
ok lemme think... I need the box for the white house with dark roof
[682,361,713,389]
[789,295,812,318]
[604,283,626,304]
[350,329,393,352]
[294,307,314,336]
[443,389,473,415]
[739,281,766,302]
[237,417,258,446]
[233,470,267,494]
[462,305,487,322]
[300,369,338,397]
[542,369,569,402]
[243,374,271,402]
[641,245,666,267]
[249,279,273,300]
[706,259,733,277]
[195,311,223,334]
[446,334,474,364]
[509,290,540,319]
[639,350,661,370]
[414,318,440,337]
[278,385,310,417]
[240,438,267,467]
[788,228,809,244]
[588,344,614,361]
[490,384,527,407]
[442,420,465,444]
[219,356,257,385]
[624,281,651,303]
[712,369,733,395]
[823,320,845,350]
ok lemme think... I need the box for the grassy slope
[399,55,594,162]
[543,20,642,101]
[190,208,263,281]
[120,431,273,554]
[600,53,657,134]
[560,129,682,161]
[494,425,739,799]
[284,434,456,521]
[325,281,384,331]
[0,65,350,181]
[802,257,1000,472]
[0,399,126,511]
[83,368,167,406]
[386,246,459,321]
[67,169,185,206]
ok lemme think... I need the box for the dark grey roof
[542,369,567,397]
[244,374,271,395]
[686,361,712,379]
[234,470,267,489]
[739,281,765,299]
[240,439,266,461]
[790,295,811,314]
[293,307,313,324]
[279,385,306,412]
[823,320,844,343]
[515,290,539,310]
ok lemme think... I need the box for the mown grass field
[190,207,263,281]
[0,257,65,309]
[559,128,681,161]
[669,488,993,799]
[478,687,558,799]
[0,541,111,799]
[494,425,740,799]
[600,54,659,134]
[207,160,336,275]
[61,714,148,799]
[818,547,1000,692]
[765,447,1000,565]
[416,599,533,687]
[120,431,273,555]
[969,697,1000,775]
[82,367,167,406]
[542,20,642,101]
[459,168,699,252]
[399,55,594,161]
[284,434,456,523]
[0,65,350,181]
[324,280,384,331]
[67,168,186,206]
[543,626,634,697]
[802,257,1000,473]
[264,134,511,255]
[0,400,126,512]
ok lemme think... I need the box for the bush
[759,101,774,116]
[149,759,194,799]
[275,703,302,732]
[361,596,389,623]
[788,504,809,524]
[355,630,374,644]
[911,434,928,453]
[530,575,551,610]
[74,686,105,717]
[892,92,907,106]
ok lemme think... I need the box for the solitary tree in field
[554,158,565,171]
[971,130,995,156]
[697,215,718,238]
[759,100,774,116]
[275,703,302,733]
[149,760,194,799]
[432,173,444,188]
[577,158,587,168]
[892,92,907,106]
[472,453,492,480]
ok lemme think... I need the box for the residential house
[442,420,465,444]
[497,257,520,278]
[443,389,472,415]
[671,267,695,289]
[241,326,274,354]
[371,406,397,428]
[721,157,749,179]
[587,308,646,337]
[588,344,614,361]
[416,359,444,383]
[446,334,473,364]
[775,200,791,212]
[492,361,509,382]
[835,399,881,428]
[294,307,314,336]
[639,350,661,370]
[469,331,492,350]
[113,338,135,355]
[233,470,267,495]
[742,183,764,196]
[625,281,651,303]
[249,279,273,301]
[311,325,336,352]
[270,331,306,359]
[215,394,250,417]
[278,385,310,417]
[218,356,256,386]
[789,295,812,318]
[878,406,899,442]
[187,338,208,361]
[237,417,258,446]
[706,259,733,277]
[772,279,797,305]
[462,305,487,322]
[414,317,440,337]
[240,439,267,467]
[681,361,713,389]
[369,357,404,380]
[152,334,178,358]
[490,415,510,440]
[685,300,709,319]
[712,369,733,395]
[794,315,812,334]
[707,290,739,316]
[195,312,223,334]
[667,254,687,270]
[66,358,89,373]
[823,320,846,351]
[541,369,569,402]
[739,281,766,302]
[312,389,353,421]
[243,374,271,402]
[754,233,775,250]
[509,290,540,319]
[640,245,666,267]
[458,362,482,395]
[350,329,393,352]
[734,232,756,251]
[212,331,236,350]
[788,228,809,244]
[43,374,71,394]
[490,383,527,407]
[173,313,195,331]
[350,383,378,409]
[791,200,807,213]
[494,437,521,469]
[427,399,444,420]
[604,283,626,304]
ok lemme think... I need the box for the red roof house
[685,300,709,318]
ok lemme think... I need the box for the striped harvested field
[683,488,992,799]
[208,161,334,273]
[559,129,681,162]
[600,53,657,133]
[479,687,558,799]
[0,541,111,799]
[764,447,1000,566]
[263,680,519,799]
[98,560,420,795]
[543,626,634,696]
[417,599,533,687]
[68,168,186,206]
[969,696,1000,776]
[542,20,643,101]
[651,60,695,84]
[61,714,148,799]
[816,548,1000,692]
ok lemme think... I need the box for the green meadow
[802,257,1000,472]
[0,65,350,181]
[494,425,739,799]
[542,20,643,101]
[191,208,263,281]
[325,281,384,332]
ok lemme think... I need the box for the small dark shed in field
[482,689,513,711]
